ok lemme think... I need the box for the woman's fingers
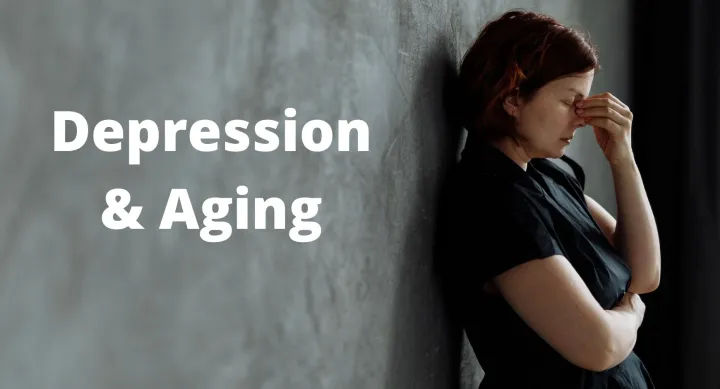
[577,93,632,119]
[600,92,628,110]
[576,106,630,130]
[585,116,623,134]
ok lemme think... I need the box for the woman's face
[505,70,594,159]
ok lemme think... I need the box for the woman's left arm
[589,159,662,294]
[576,93,661,295]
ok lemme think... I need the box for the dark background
[631,1,720,388]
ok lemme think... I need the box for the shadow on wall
[382,33,467,388]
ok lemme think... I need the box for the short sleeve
[447,185,564,288]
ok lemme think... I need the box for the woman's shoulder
[445,167,539,226]
[451,161,528,202]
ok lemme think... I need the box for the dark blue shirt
[435,135,655,389]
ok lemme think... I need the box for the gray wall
[0,1,627,388]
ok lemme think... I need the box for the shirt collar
[460,134,543,193]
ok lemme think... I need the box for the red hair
[457,9,601,141]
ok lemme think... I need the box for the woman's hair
[457,9,601,141]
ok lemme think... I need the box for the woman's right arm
[492,254,645,372]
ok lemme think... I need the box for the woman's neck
[488,137,532,171]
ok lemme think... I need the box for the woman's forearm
[610,155,661,294]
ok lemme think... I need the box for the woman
[436,9,661,389]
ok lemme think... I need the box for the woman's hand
[574,92,634,166]
[615,292,646,329]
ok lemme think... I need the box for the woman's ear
[503,94,520,117]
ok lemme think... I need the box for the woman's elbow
[565,324,620,372]
[628,268,661,294]
[574,345,617,372]
[645,271,661,292]
[583,331,621,372]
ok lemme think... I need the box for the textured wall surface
[0,1,627,388]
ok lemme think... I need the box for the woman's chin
[534,142,569,159]
[548,146,567,159]
[556,140,573,155]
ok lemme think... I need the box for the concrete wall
[0,1,627,388]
